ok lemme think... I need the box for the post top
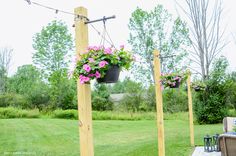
[187,69,191,75]
[153,49,160,56]
[74,6,88,16]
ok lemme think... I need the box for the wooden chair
[223,117,236,132]
[219,134,236,156]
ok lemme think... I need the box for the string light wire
[24,0,115,47]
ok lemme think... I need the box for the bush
[92,111,155,120]
[193,57,229,124]
[92,83,113,111]
[51,109,156,120]
[194,92,228,124]
[119,80,148,112]
[0,94,30,108]
[163,88,188,113]
[52,109,78,119]
[0,107,40,118]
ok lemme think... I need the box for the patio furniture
[223,117,236,132]
[218,134,236,156]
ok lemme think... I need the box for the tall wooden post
[187,70,194,146]
[74,7,94,156]
[153,50,165,156]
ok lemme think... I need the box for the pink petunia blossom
[99,61,108,68]
[79,75,90,84]
[88,74,95,77]
[104,47,113,54]
[95,71,101,78]
[88,58,95,63]
[120,45,124,49]
[93,46,99,51]
[83,76,90,82]
[83,64,91,72]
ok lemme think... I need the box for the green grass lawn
[0,119,222,156]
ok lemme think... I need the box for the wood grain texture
[74,7,94,156]
[153,50,165,156]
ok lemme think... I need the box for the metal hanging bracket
[85,15,116,24]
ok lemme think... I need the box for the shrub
[52,109,78,119]
[194,90,228,124]
[163,88,188,113]
[193,56,229,124]
[119,80,147,112]
[92,111,155,120]
[0,107,40,118]
[0,93,29,108]
[92,83,113,111]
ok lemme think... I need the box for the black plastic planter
[194,86,201,92]
[169,80,180,88]
[97,65,120,83]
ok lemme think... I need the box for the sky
[1,0,236,76]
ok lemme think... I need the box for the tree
[32,20,73,78]
[8,65,50,109]
[32,20,74,108]
[92,83,113,111]
[8,65,41,94]
[0,47,12,93]
[176,0,225,80]
[128,5,190,84]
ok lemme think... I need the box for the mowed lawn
[0,119,222,156]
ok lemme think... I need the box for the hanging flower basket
[97,65,120,83]
[191,81,206,92]
[160,72,187,89]
[71,45,133,84]
[169,79,181,88]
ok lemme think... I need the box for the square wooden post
[74,7,94,156]
[153,50,165,156]
[187,70,194,146]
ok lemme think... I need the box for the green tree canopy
[128,5,190,84]
[32,20,74,109]
[32,20,73,78]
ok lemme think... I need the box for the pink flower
[95,71,101,78]
[99,61,108,68]
[87,46,93,51]
[120,45,124,49]
[104,48,113,54]
[93,46,99,51]
[173,76,180,80]
[88,74,94,77]
[88,58,95,63]
[83,76,90,82]
[83,64,91,72]
[79,75,90,84]
[161,85,164,91]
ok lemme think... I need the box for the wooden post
[153,50,165,156]
[187,69,194,146]
[74,7,94,156]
